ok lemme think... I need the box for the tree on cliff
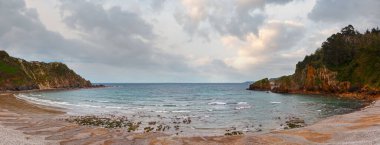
[321,25,358,69]
[299,25,380,87]
[251,25,380,93]
[341,25,358,35]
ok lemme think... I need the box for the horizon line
[92,82,253,84]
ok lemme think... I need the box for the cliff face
[267,65,351,93]
[0,50,92,91]
[249,25,380,98]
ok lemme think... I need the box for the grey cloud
[265,22,308,76]
[0,0,320,83]
[0,0,86,61]
[0,0,193,78]
[267,22,306,51]
[0,0,243,82]
[61,1,154,40]
[212,11,266,39]
[308,0,380,24]
[150,0,166,11]
[59,0,193,72]
[174,0,294,39]
[267,0,293,5]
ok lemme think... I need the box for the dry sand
[0,93,62,145]
[0,93,379,145]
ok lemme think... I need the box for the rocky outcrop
[267,65,352,94]
[248,78,271,91]
[248,25,380,99]
[251,64,379,99]
[0,50,93,91]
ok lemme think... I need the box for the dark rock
[285,117,305,129]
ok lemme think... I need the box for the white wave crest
[16,94,71,106]
[208,102,227,105]
[235,106,252,110]
[16,94,103,109]
[104,106,123,109]
[237,102,248,105]
[29,94,42,97]
[172,110,191,113]
[155,110,168,113]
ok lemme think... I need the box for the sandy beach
[0,93,379,145]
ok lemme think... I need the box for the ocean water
[17,83,364,135]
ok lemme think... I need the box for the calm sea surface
[17,83,364,135]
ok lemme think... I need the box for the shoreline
[0,85,107,94]
[0,92,379,144]
[249,89,380,104]
[0,93,65,115]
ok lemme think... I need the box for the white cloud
[174,0,295,39]
[223,21,305,71]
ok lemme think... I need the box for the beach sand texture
[0,93,379,145]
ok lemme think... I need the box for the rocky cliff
[0,50,93,91]
[249,25,380,99]
[248,78,271,91]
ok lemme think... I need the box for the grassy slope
[0,50,91,91]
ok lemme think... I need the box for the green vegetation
[256,78,270,85]
[0,61,19,74]
[276,76,293,86]
[65,115,145,131]
[0,50,92,91]
[295,25,380,88]
[65,116,130,129]
[0,55,33,88]
[250,25,380,94]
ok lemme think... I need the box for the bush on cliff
[295,25,380,88]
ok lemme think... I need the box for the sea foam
[16,94,71,106]
[237,102,248,105]
[208,102,227,105]
[172,110,191,113]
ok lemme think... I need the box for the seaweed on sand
[65,115,129,128]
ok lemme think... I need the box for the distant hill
[249,25,380,99]
[242,81,254,84]
[0,50,93,91]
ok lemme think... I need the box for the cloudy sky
[1,0,379,83]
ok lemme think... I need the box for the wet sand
[0,93,63,145]
[0,93,379,145]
